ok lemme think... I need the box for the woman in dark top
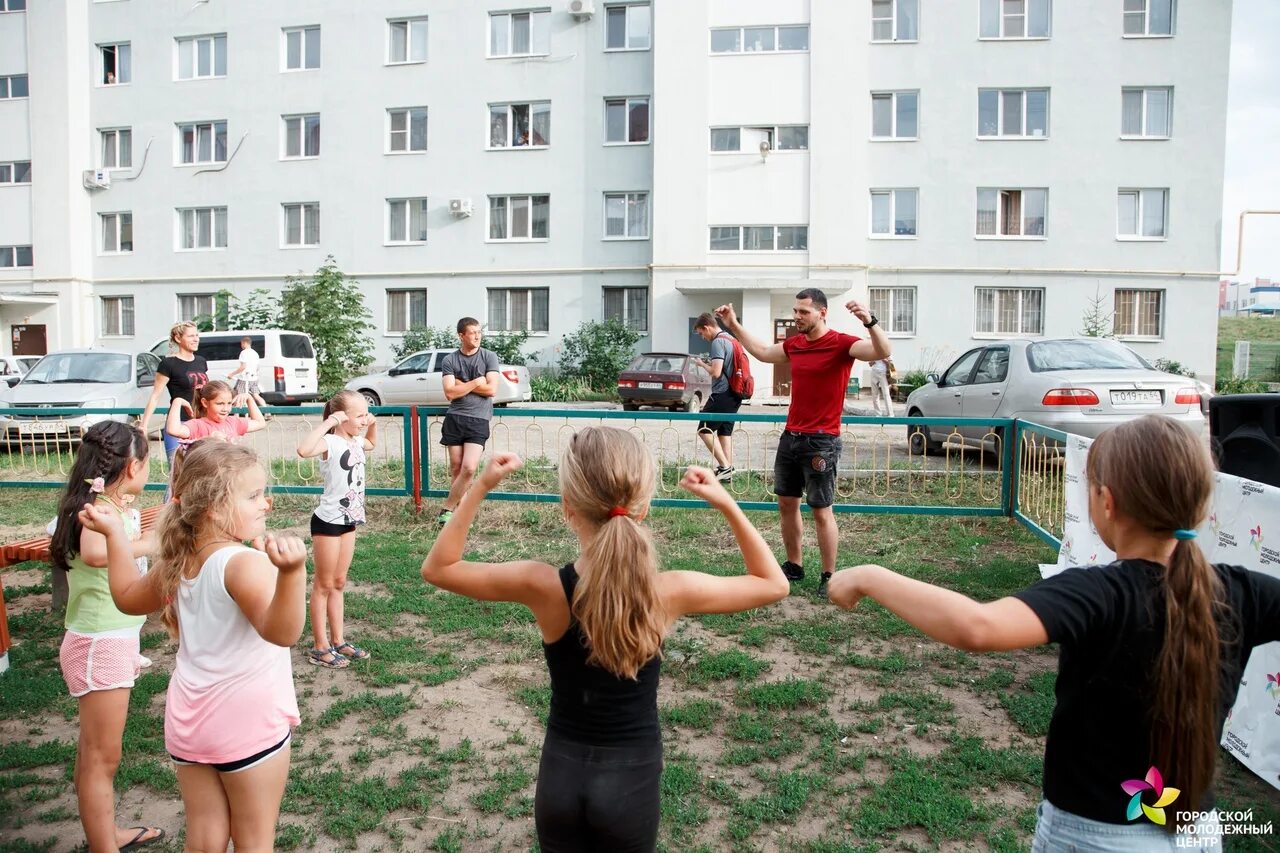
[422,427,788,851]
[827,415,1280,849]
[138,321,208,483]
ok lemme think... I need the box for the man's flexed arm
[714,304,788,365]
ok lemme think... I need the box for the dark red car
[617,352,713,412]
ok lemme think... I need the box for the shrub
[558,318,641,391]
[1215,376,1269,395]
[1152,358,1197,379]
[391,326,457,361]
[279,257,376,396]
[531,371,596,403]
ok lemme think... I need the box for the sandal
[332,641,370,661]
[307,648,349,669]
[120,826,165,852]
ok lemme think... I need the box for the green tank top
[63,500,147,634]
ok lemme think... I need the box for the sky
[1221,0,1280,283]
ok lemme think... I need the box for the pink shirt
[165,545,299,762]
[183,416,250,442]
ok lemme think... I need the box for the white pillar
[741,289,774,396]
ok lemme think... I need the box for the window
[488,195,550,241]
[1114,289,1164,337]
[282,203,320,246]
[101,296,135,336]
[178,207,227,250]
[0,0,27,11]
[177,293,228,329]
[0,74,29,98]
[972,347,1011,384]
[388,17,428,63]
[871,91,918,139]
[605,97,649,143]
[1121,87,1172,138]
[978,89,1049,137]
[870,189,918,237]
[980,0,1051,37]
[282,114,320,158]
[388,108,428,152]
[101,212,133,253]
[387,289,428,333]
[100,43,131,84]
[176,34,227,79]
[710,25,809,53]
[871,0,919,41]
[387,198,429,244]
[603,192,648,239]
[603,287,648,331]
[0,245,33,268]
[178,121,228,165]
[488,288,550,332]
[0,161,31,184]
[284,26,320,71]
[976,188,1047,237]
[100,128,132,169]
[975,288,1044,335]
[1117,189,1168,239]
[869,287,917,335]
[605,4,651,50]
[489,103,551,148]
[709,125,808,152]
[708,225,808,251]
[488,9,550,56]
[1124,0,1174,35]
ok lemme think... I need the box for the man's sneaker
[715,465,735,482]
[817,573,832,598]
[781,561,805,581]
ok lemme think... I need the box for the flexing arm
[826,565,1048,651]
[165,399,193,440]
[138,373,171,434]
[714,304,788,364]
[661,468,789,619]
[239,394,267,433]
[224,535,308,646]
[362,417,378,452]
[78,503,164,615]
[845,300,892,362]
[297,412,343,458]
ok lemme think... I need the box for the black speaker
[1210,394,1280,487]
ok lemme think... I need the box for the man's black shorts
[773,431,841,509]
[440,413,490,447]
[697,392,743,436]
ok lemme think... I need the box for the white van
[149,329,321,405]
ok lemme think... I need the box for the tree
[391,326,457,361]
[280,257,375,395]
[1079,287,1113,338]
[558,318,641,390]
[225,288,282,330]
[485,330,532,365]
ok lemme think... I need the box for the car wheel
[906,411,938,456]
[622,402,639,412]
[360,390,381,407]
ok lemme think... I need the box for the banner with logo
[1042,434,1280,792]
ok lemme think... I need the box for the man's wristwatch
[862,314,879,329]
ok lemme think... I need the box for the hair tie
[85,477,105,494]
[608,506,629,518]
[1173,529,1198,541]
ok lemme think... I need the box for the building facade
[1,0,1230,383]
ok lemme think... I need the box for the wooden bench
[0,504,165,668]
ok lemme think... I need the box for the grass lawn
[1,492,1276,851]
[1217,316,1280,384]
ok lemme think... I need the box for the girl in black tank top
[422,427,789,852]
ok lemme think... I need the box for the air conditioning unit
[568,0,595,20]
[449,198,473,217]
[81,169,111,190]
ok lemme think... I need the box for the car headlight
[83,398,117,410]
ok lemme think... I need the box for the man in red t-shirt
[715,289,890,596]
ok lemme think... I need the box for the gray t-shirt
[441,348,501,420]
[709,334,734,395]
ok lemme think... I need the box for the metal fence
[0,406,1066,548]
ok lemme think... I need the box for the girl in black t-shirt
[827,415,1280,848]
[421,427,788,851]
[139,322,208,487]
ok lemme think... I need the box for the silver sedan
[904,338,1205,453]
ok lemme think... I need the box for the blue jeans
[1032,800,1221,851]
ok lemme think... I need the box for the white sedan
[345,350,532,407]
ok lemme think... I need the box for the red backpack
[717,332,755,399]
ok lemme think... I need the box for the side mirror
[926,373,940,385]
[388,367,402,377]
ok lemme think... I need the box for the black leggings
[534,731,662,852]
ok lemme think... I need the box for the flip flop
[120,826,165,851]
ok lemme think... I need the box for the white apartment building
[0,0,1230,385]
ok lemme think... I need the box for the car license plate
[639,382,662,389]
[1110,390,1161,405]
[294,368,308,376]
[18,421,68,435]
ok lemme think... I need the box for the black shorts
[697,392,743,436]
[440,413,490,448]
[311,513,356,537]
[773,431,841,509]
[170,731,291,774]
